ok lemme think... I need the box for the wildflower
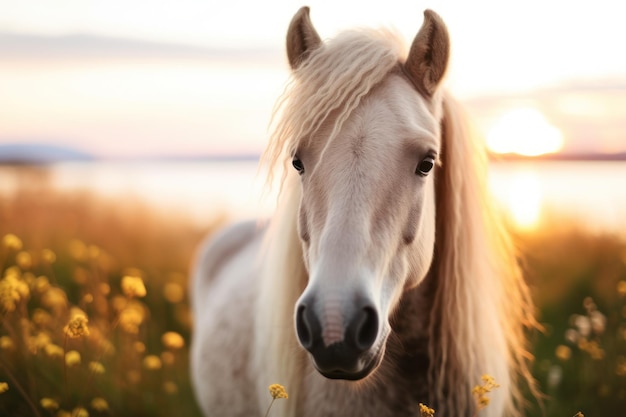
[472,375,500,410]
[163,381,178,394]
[88,361,105,374]
[161,351,175,366]
[42,248,56,264]
[269,384,288,399]
[163,282,184,303]
[162,331,185,350]
[618,281,626,297]
[0,273,29,312]
[0,336,14,350]
[34,276,51,294]
[41,287,68,313]
[574,413,584,417]
[118,302,145,334]
[419,402,435,417]
[28,332,52,353]
[616,356,626,377]
[44,344,64,358]
[121,275,146,298]
[134,341,146,353]
[68,239,87,261]
[64,313,90,338]
[65,350,81,367]
[72,407,89,417]
[16,251,32,270]
[40,397,60,411]
[0,382,8,393]
[555,345,572,361]
[143,355,162,370]
[264,384,288,417]
[90,397,108,412]
[578,338,605,360]
[2,233,22,251]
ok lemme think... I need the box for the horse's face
[287,9,450,380]
[294,74,441,379]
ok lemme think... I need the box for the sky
[1,0,626,157]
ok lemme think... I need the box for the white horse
[191,7,537,417]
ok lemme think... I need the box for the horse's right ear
[286,6,321,69]
[404,10,450,98]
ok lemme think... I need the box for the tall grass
[1,167,625,416]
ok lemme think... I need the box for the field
[1,168,625,417]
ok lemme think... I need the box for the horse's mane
[254,28,538,417]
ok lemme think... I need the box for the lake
[1,160,625,235]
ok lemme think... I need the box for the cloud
[0,32,281,63]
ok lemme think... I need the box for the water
[1,160,625,234]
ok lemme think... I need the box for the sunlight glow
[506,169,542,229]
[486,108,564,156]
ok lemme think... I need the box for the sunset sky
[1,0,625,157]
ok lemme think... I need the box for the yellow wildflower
[64,314,90,338]
[88,361,105,374]
[0,382,8,393]
[555,344,572,361]
[34,276,51,294]
[41,287,68,313]
[163,381,178,394]
[40,397,60,411]
[121,275,146,298]
[2,233,22,251]
[472,374,500,411]
[16,251,32,270]
[72,407,89,417]
[143,355,162,370]
[118,302,145,334]
[419,403,435,417]
[90,397,108,412]
[65,350,81,367]
[161,351,175,366]
[0,336,14,350]
[162,331,185,350]
[28,332,51,353]
[163,282,184,303]
[44,344,64,358]
[618,281,626,297]
[269,384,288,399]
[574,413,584,417]
[68,239,87,261]
[42,248,56,263]
[0,273,29,312]
[134,341,146,353]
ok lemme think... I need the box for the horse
[190,7,538,417]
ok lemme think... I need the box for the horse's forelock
[262,29,405,190]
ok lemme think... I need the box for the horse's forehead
[328,75,440,157]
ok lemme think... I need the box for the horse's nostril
[354,306,378,351]
[296,305,314,350]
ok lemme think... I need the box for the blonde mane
[254,28,538,417]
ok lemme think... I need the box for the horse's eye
[416,156,435,176]
[292,157,304,174]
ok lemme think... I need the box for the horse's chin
[312,343,385,381]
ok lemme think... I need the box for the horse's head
[282,8,450,380]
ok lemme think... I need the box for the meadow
[0,168,625,417]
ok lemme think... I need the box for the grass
[0,168,625,416]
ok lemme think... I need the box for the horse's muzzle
[295,297,381,380]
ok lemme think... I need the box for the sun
[486,108,564,156]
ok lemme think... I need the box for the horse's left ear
[286,6,322,69]
[404,10,450,98]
